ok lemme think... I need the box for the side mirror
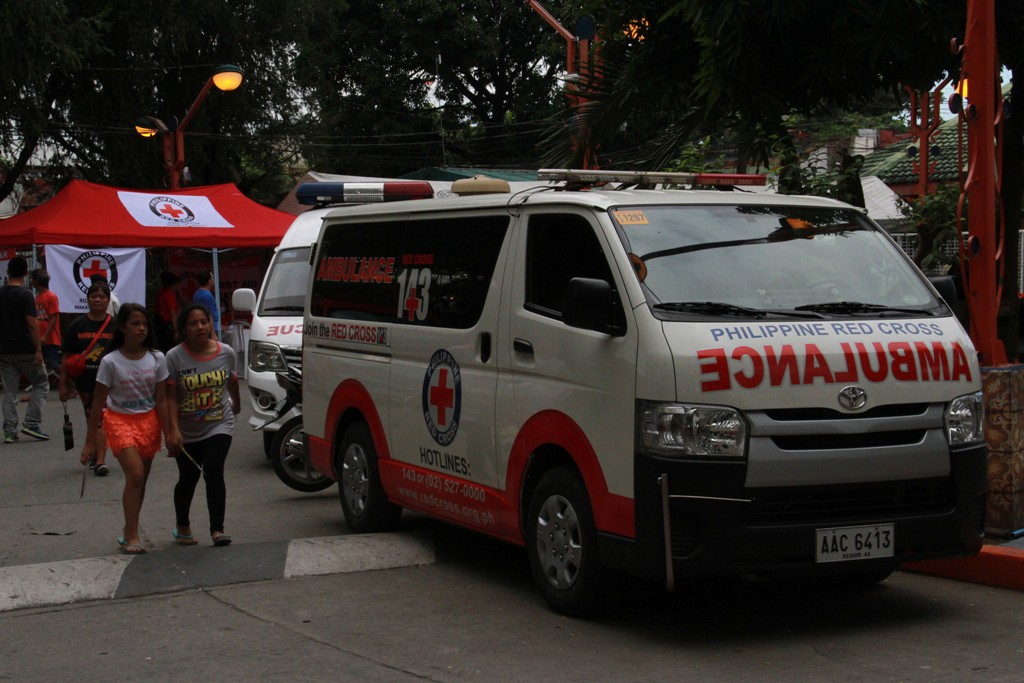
[929,276,958,305]
[562,277,621,335]
[232,287,257,313]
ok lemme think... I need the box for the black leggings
[174,433,231,534]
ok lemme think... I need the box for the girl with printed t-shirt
[82,303,171,555]
[165,304,240,547]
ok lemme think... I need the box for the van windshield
[258,246,310,316]
[609,204,944,318]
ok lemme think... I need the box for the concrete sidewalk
[0,532,435,612]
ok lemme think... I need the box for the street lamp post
[135,64,244,189]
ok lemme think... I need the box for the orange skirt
[103,409,162,459]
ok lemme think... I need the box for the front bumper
[600,443,987,583]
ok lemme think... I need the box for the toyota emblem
[838,386,867,410]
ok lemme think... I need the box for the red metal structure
[526,1,598,169]
[959,0,1007,365]
[906,76,952,199]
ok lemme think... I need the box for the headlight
[249,340,287,373]
[945,391,985,445]
[641,402,747,457]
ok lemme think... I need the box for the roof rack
[537,169,766,189]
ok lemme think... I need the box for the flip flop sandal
[212,534,232,547]
[172,529,198,546]
[122,544,147,555]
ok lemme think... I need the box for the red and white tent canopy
[0,179,292,248]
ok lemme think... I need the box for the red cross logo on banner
[158,203,186,219]
[71,250,118,294]
[147,196,195,223]
[81,259,108,281]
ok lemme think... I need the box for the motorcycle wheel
[270,416,334,492]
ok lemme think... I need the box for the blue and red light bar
[296,181,435,206]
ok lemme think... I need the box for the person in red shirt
[32,269,61,387]
[155,271,180,352]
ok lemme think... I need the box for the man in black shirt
[0,257,49,442]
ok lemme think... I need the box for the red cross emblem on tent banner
[422,349,462,447]
[148,196,195,223]
[72,250,118,294]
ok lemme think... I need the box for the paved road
[4,383,1024,680]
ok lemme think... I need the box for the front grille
[283,347,302,368]
[763,404,929,421]
[771,430,925,450]
[743,477,954,525]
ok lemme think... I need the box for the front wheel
[336,421,401,533]
[270,416,334,492]
[527,466,611,617]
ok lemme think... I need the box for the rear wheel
[527,466,610,617]
[336,421,401,533]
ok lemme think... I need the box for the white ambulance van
[302,170,987,616]
[233,180,438,456]
[232,207,324,454]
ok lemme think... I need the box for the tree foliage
[293,0,574,175]
[0,0,575,205]
[550,0,969,176]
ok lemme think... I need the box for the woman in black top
[60,282,115,475]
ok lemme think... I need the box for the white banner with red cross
[117,191,234,228]
[45,245,146,313]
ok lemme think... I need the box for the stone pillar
[982,365,1024,536]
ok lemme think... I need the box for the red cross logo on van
[422,349,461,446]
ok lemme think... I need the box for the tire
[526,466,610,617]
[270,416,334,493]
[336,421,401,533]
[263,430,274,459]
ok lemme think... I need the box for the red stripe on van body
[315,379,390,479]
[507,410,635,539]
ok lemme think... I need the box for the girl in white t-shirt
[82,303,171,555]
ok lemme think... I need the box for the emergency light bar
[537,169,767,187]
[296,181,435,206]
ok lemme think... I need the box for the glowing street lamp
[136,64,244,189]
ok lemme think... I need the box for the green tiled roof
[860,117,967,185]
[400,167,540,182]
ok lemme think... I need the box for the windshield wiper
[653,301,768,317]
[793,301,934,316]
[652,301,830,319]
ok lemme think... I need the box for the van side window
[525,213,621,324]
[310,215,508,329]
